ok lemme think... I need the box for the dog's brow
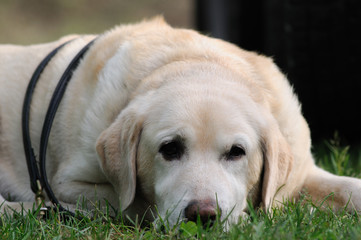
[155,129,186,146]
[225,134,250,152]
[160,134,185,146]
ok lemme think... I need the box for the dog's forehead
[144,78,263,151]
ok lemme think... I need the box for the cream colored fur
[0,18,360,225]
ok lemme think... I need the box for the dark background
[1,0,360,145]
[196,0,361,145]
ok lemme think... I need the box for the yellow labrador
[1,18,360,225]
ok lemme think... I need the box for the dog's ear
[261,124,293,209]
[96,109,143,211]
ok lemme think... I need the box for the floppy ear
[96,109,143,211]
[261,124,293,209]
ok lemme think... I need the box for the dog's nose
[184,199,220,226]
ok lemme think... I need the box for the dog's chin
[152,210,184,230]
[151,210,248,233]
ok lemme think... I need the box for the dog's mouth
[155,199,249,228]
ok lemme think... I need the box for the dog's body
[1,18,360,225]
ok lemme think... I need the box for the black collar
[22,38,96,218]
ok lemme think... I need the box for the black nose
[184,199,220,226]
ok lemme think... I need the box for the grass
[1,139,361,239]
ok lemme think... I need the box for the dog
[1,17,361,226]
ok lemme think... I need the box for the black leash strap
[22,38,96,218]
[22,40,71,196]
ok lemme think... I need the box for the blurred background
[1,0,360,147]
[0,0,194,44]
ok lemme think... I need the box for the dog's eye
[159,140,184,161]
[226,145,246,160]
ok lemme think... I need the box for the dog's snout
[184,199,220,226]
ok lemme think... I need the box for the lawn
[1,139,360,240]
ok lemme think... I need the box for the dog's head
[95,53,293,226]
